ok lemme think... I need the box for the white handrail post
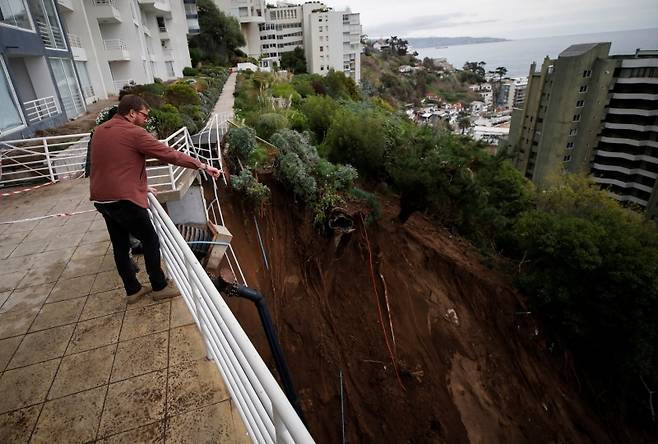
[273,407,286,443]
[187,257,214,362]
[42,138,56,182]
[168,164,176,190]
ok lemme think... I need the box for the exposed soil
[215,177,615,443]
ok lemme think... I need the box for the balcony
[138,0,172,16]
[593,176,654,194]
[90,0,122,23]
[112,79,134,93]
[604,122,658,133]
[57,0,74,12]
[616,77,658,85]
[591,162,658,180]
[600,136,658,149]
[68,33,88,61]
[162,49,174,60]
[595,149,658,165]
[611,92,658,101]
[22,96,61,124]
[607,107,658,117]
[82,85,97,105]
[104,39,130,61]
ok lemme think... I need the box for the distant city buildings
[1,0,195,140]
[213,0,362,82]
[508,43,658,219]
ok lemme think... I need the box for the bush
[275,151,317,201]
[165,82,200,108]
[300,95,339,141]
[313,190,344,228]
[285,109,309,132]
[255,113,289,140]
[149,107,184,138]
[270,129,318,165]
[183,66,199,76]
[225,126,257,163]
[231,169,270,208]
[350,187,381,224]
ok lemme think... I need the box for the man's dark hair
[117,95,149,116]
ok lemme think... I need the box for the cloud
[365,12,498,37]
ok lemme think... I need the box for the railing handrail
[147,194,314,443]
[103,38,127,50]
[68,32,83,48]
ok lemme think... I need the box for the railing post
[42,138,56,182]
[273,407,286,443]
[168,164,176,190]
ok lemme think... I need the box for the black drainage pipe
[211,276,307,426]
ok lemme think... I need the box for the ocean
[414,28,658,78]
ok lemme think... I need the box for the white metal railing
[104,38,127,51]
[0,133,89,186]
[82,85,95,99]
[92,0,115,5]
[22,96,61,124]
[147,193,314,443]
[113,79,133,92]
[68,32,83,48]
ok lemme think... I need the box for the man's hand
[148,186,158,195]
[203,164,221,179]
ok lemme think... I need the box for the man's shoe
[127,285,151,305]
[152,284,179,301]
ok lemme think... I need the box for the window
[319,46,323,52]
[563,154,572,162]
[75,61,94,99]
[569,128,578,136]
[582,69,592,78]
[573,114,581,122]
[157,16,166,32]
[49,57,84,119]
[566,141,574,148]
[29,0,66,50]
[576,100,585,107]
[166,61,175,77]
[0,57,25,135]
[0,0,32,29]
[579,84,588,93]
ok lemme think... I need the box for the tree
[490,66,508,107]
[457,110,471,134]
[188,0,245,66]
[384,35,409,56]
[280,47,307,74]
[461,61,486,83]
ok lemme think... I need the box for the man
[90,95,220,304]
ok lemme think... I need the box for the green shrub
[149,107,184,138]
[313,190,345,228]
[165,82,200,108]
[300,95,339,141]
[255,113,289,140]
[247,145,269,170]
[270,129,318,165]
[285,109,309,132]
[231,169,270,208]
[183,66,199,76]
[350,187,380,224]
[225,127,257,163]
[275,151,317,201]
[271,82,301,105]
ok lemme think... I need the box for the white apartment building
[214,0,361,83]
[213,0,265,58]
[59,0,193,100]
[301,2,360,82]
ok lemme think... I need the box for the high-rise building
[1,0,85,139]
[214,0,361,82]
[508,43,658,219]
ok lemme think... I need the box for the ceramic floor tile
[0,291,10,310]
[17,264,66,289]
[67,312,123,355]
[80,289,126,321]
[0,336,22,371]
[0,283,55,314]
[170,297,195,328]
[98,370,166,438]
[0,257,32,277]
[0,404,41,443]
[7,324,74,369]
[111,332,168,383]
[97,421,164,444]
[167,359,229,416]
[71,241,110,261]
[165,401,250,444]
[44,232,85,252]
[80,230,110,245]
[31,386,105,444]
[23,227,61,243]
[0,359,59,414]
[59,256,104,280]
[47,274,96,303]
[29,297,86,332]
[0,307,40,340]
[91,270,124,294]
[0,269,27,293]
[48,344,115,400]
[169,324,207,366]
[29,248,75,268]
[120,303,170,341]
[8,240,47,258]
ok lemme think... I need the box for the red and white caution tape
[0,209,95,225]
[0,180,58,199]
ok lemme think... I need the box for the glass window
[28,0,66,50]
[75,61,94,99]
[165,61,174,77]
[0,58,26,135]
[0,0,32,29]
[49,57,84,118]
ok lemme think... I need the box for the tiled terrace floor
[0,178,249,443]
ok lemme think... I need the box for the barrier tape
[0,180,58,199]
[0,209,95,225]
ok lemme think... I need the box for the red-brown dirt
[216,177,614,443]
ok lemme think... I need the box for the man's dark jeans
[94,201,167,295]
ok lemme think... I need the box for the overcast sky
[317,0,658,40]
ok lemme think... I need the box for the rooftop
[0,178,249,442]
